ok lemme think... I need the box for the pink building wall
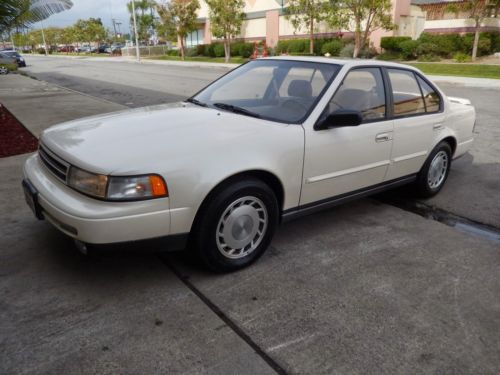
[370,0,412,50]
[266,10,280,47]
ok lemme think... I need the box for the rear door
[384,68,445,180]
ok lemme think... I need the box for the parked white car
[23,57,475,271]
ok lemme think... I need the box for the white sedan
[23,57,475,271]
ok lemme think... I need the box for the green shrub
[276,40,290,54]
[416,42,438,56]
[417,54,440,62]
[0,63,18,72]
[359,47,378,59]
[289,52,314,56]
[339,43,355,57]
[196,44,207,56]
[380,36,412,52]
[483,31,500,52]
[341,36,355,46]
[312,37,340,55]
[213,43,225,57]
[167,49,179,56]
[205,43,216,57]
[417,33,462,58]
[462,34,491,56]
[453,52,471,63]
[288,39,308,53]
[185,47,198,57]
[399,39,420,60]
[321,40,343,56]
[233,42,253,58]
[376,52,401,60]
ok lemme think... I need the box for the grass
[149,55,249,64]
[406,62,500,79]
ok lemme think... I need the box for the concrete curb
[428,75,500,88]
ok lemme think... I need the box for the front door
[301,67,393,206]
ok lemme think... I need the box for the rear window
[388,69,426,117]
[417,76,441,113]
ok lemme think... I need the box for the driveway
[0,56,499,374]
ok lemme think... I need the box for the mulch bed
[0,103,38,158]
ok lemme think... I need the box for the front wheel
[415,141,452,198]
[191,178,279,272]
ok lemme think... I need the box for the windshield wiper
[186,98,207,107]
[213,102,261,119]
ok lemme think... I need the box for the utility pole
[131,0,141,62]
[112,18,118,39]
[41,20,48,56]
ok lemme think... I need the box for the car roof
[260,56,420,72]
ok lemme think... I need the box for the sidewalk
[0,74,125,137]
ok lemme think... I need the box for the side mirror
[315,110,363,130]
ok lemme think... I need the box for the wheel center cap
[232,215,254,240]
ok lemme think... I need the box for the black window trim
[314,65,390,130]
[384,66,444,120]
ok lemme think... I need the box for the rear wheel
[415,141,452,198]
[191,178,279,272]
[0,66,8,75]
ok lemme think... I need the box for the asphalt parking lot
[1,56,499,374]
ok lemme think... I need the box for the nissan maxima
[23,57,475,272]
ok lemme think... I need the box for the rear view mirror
[315,110,363,130]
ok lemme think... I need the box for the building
[185,0,499,50]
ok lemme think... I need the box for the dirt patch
[0,103,38,158]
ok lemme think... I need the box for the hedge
[381,32,499,60]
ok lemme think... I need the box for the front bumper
[23,154,175,245]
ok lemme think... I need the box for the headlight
[107,175,168,201]
[68,167,108,198]
[67,167,168,201]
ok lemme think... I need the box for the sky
[32,0,132,34]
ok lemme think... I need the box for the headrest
[288,80,312,98]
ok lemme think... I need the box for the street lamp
[131,0,141,62]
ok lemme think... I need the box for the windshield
[192,59,340,123]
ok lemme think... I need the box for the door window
[416,76,441,113]
[327,68,386,122]
[388,69,426,116]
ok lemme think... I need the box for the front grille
[39,144,70,182]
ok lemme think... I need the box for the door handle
[433,123,444,130]
[375,133,391,142]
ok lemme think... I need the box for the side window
[417,76,441,113]
[388,69,425,116]
[328,68,386,121]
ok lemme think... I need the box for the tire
[0,66,8,75]
[415,141,452,198]
[191,178,279,272]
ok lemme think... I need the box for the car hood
[41,102,288,175]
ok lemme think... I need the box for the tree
[73,18,107,51]
[285,0,330,54]
[328,0,395,58]
[0,0,31,32]
[206,0,245,63]
[157,0,200,60]
[448,0,499,61]
[127,0,156,44]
